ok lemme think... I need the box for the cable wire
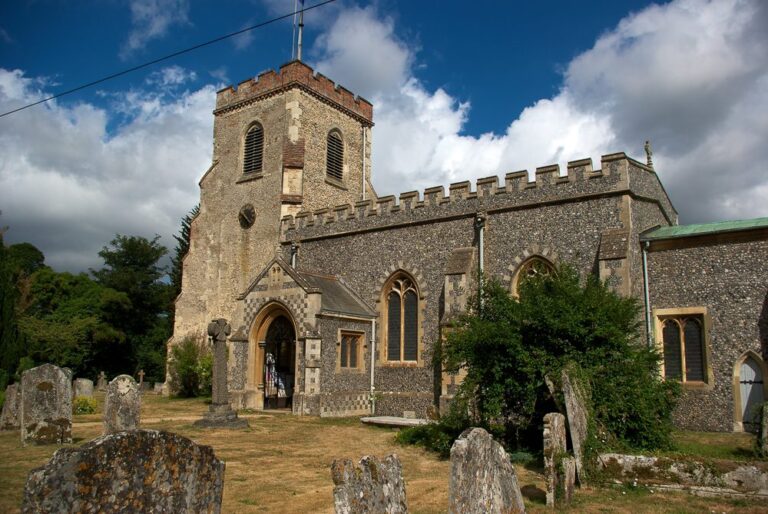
[0,0,337,119]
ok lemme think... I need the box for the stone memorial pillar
[194,318,248,428]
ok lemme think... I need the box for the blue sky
[1,0,767,272]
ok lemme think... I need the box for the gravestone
[561,367,589,482]
[543,412,574,507]
[560,457,576,503]
[21,429,225,514]
[0,383,21,430]
[194,318,248,428]
[73,378,94,398]
[96,371,108,391]
[331,454,408,514]
[449,428,525,514]
[20,364,72,445]
[153,382,164,394]
[103,375,141,435]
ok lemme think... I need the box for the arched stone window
[326,129,344,181]
[654,308,712,386]
[382,273,419,363]
[511,256,555,296]
[243,123,264,174]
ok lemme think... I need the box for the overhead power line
[0,0,337,119]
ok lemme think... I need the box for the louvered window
[243,123,264,174]
[326,130,344,181]
[340,333,361,369]
[661,315,706,383]
[385,276,418,362]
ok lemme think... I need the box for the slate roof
[641,217,768,241]
[299,272,376,319]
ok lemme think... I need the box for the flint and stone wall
[647,233,768,431]
[282,155,674,418]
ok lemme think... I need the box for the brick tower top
[214,60,373,125]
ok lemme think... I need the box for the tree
[169,205,199,324]
[18,268,130,378]
[91,235,171,380]
[442,266,678,452]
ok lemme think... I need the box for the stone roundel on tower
[238,204,256,229]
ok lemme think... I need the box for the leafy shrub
[169,337,212,397]
[0,389,4,410]
[441,266,678,453]
[73,396,97,414]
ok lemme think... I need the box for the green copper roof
[642,217,768,241]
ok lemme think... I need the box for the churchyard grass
[1,393,765,513]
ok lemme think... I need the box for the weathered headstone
[561,366,589,482]
[543,412,567,507]
[331,454,408,514]
[103,374,141,435]
[560,457,576,503]
[20,364,72,445]
[153,382,164,394]
[72,378,94,398]
[21,429,225,514]
[448,428,525,514]
[137,369,145,386]
[96,371,108,391]
[194,318,248,428]
[0,383,21,430]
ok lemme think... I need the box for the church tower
[172,61,375,352]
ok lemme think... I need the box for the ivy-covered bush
[432,265,678,454]
[169,337,212,397]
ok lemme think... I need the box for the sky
[1,0,767,273]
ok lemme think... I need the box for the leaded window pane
[662,321,682,379]
[340,336,349,368]
[349,336,358,368]
[684,319,705,381]
[387,292,401,361]
[403,290,418,361]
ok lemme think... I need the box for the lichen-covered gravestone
[331,454,408,514]
[72,378,94,398]
[0,383,21,430]
[20,364,72,445]
[543,412,570,507]
[449,428,525,514]
[21,429,225,514]
[103,374,141,434]
[560,366,589,483]
[96,371,108,391]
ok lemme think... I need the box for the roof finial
[297,0,305,61]
[644,140,654,169]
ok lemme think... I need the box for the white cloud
[121,0,191,59]
[312,0,768,223]
[146,65,198,87]
[0,68,215,272]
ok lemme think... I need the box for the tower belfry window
[326,130,344,181]
[243,123,264,174]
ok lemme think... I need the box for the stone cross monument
[193,318,248,428]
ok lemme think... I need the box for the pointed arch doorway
[733,351,767,432]
[249,303,297,411]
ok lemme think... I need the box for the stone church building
[171,60,768,433]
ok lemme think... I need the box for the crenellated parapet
[214,60,373,124]
[280,153,675,239]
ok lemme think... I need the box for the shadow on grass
[520,484,546,504]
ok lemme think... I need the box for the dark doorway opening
[264,315,295,409]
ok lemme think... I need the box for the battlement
[214,60,373,123]
[280,153,663,237]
